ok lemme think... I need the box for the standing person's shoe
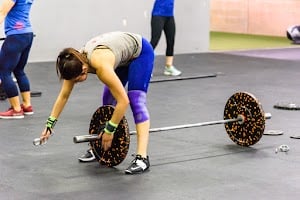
[163,65,182,76]
[78,149,96,162]
[125,154,150,174]
[21,104,34,115]
[0,108,24,119]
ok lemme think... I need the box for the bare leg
[135,120,150,158]
[21,91,31,107]
[165,56,174,68]
[8,96,22,111]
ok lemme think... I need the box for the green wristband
[104,120,118,134]
[46,116,57,129]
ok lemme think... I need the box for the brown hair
[56,48,89,80]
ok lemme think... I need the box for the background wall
[210,0,300,37]
[3,0,210,63]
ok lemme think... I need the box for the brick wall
[210,0,300,36]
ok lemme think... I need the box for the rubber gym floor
[1,48,300,200]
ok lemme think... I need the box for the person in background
[0,0,34,119]
[0,78,8,100]
[150,0,181,76]
[37,32,154,175]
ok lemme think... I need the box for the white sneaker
[163,66,182,76]
[124,154,150,174]
[78,149,96,162]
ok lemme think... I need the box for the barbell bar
[73,112,271,144]
[150,73,218,83]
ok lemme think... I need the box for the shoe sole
[0,116,24,119]
[125,168,150,175]
[163,72,182,76]
[78,158,96,162]
[24,112,34,115]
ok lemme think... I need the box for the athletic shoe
[0,108,24,119]
[78,149,96,162]
[21,104,34,115]
[163,66,182,76]
[125,154,150,174]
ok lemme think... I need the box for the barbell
[73,91,272,167]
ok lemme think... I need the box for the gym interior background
[211,0,300,36]
[1,1,300,200]
[0,0,210,62]
[2,0,300,62]
[1,0,297,62]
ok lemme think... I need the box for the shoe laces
[130,154,143,163]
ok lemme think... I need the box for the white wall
[17,0,210,62]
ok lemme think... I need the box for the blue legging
[0,33,34,98]
[102,38,154,105]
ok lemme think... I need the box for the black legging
[150,16,175,56]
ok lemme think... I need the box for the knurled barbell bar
[72,91,272,167]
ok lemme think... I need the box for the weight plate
[89,106,130,167]
[224,92,265,146]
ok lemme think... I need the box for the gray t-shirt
[82,32,142,68]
